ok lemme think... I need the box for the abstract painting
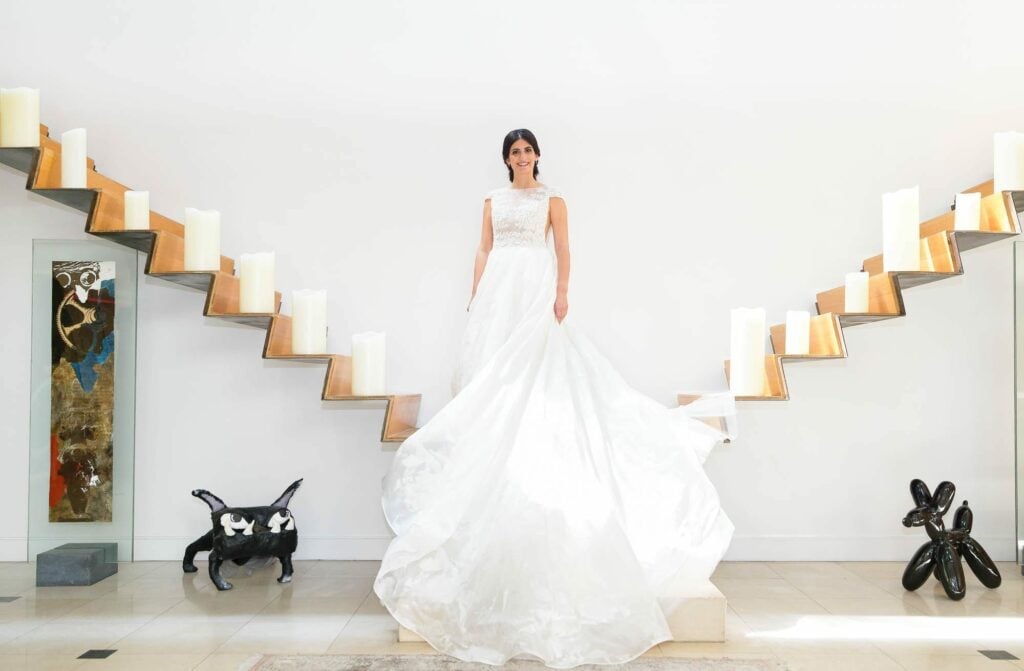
[49,261,115,522]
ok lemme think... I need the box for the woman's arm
[468,198,494,310]
[549,196,569,323]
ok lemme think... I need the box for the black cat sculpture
[901,479,1000,600]
[182,479,302,591]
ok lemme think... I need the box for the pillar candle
[845,271,870,312]
[183,207,221,271]
[0,87,40,147]
[994,132,1024,193]
[60,128,87,188]
[953,192,981,232]
[123,190,150,230]
[784,310,810,356]
[292,290,327,355]
[352,331,386,395]
[239,252,275,313]
[729,307,765,396]
[882,186,919,272]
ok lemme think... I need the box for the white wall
[1,0,1022,562]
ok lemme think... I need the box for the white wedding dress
[373,184,737,668]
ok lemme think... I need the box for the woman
[373,129,736,668]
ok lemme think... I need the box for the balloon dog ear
[909,479,932,508]
[931,481,956,515]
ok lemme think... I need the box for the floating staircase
[0,125,420,442]
[687,181,1024,402]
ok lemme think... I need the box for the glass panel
[1015,242,1024,570]
[28,239,138,562]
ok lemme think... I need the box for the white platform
[396,581,726,644]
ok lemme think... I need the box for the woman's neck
[510,176,540,189]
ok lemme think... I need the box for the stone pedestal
[36,543,118,586]
[395,582,727,644]
[663,580,727,642]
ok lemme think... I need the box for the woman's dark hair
[502,128,540,182]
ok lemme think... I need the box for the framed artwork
[49,261,116,522]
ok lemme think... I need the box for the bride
[373,129,737,668]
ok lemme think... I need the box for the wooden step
[816,271,903,327]
[723,355,788,401]
[768,312,846,359]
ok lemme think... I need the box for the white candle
[292,289,327,355]
[60,128,87,188]
[183,207,221,271]
[0,88,40,147]
[238,252,275,313]
[123,190,150,230]
[845,271,870,312]
[352,331,386,395]
[953,192,981,232]
[882,186,920,272]
[729,307,765,396]
[784,310,810,356]
[994,131,1024,193]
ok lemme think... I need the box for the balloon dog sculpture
[901,479,1000,600]
[182,479,302,591]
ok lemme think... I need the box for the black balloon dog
[901,479,1000,600]
[182,479,302,591]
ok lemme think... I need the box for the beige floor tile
[728,596,829,617]
[775,652,903,670]
[112,619,247,655]
[0,653,81,670]
[0,564,38,580]
[0,597,93,623]
[303,560,382,578]
[276,576,374,599]
[160,594,279,620]
[57,596,181,621]
[19,582,119,601]
[192,652,263,670]
[769,562,859,581]
[2,620,141,654]
[889,653,1022,670]
[837,562,907,579]
[713,578,806,599]
[216,617,346,654]
[785,575,896,600]
[0,578,37,594]
[712,562,781,580]
[70,652,209,670]
[256,594,364,618]
[814,596,929,616]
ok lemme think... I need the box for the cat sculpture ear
[192,489,228,513]
[271,479,303,509]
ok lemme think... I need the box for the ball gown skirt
[373,186,736,668]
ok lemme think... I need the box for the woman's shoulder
[543,184,564,200]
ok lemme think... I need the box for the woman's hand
[554,293,568,323]
[467,293,475,312]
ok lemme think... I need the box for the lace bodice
[486,184,562,248]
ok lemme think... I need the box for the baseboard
[10,534,1015,563]
[725,535,1017,562]
[132,535,393,561]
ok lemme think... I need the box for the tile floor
[0,560,1021,670]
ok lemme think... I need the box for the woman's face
[506,139,538,178]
